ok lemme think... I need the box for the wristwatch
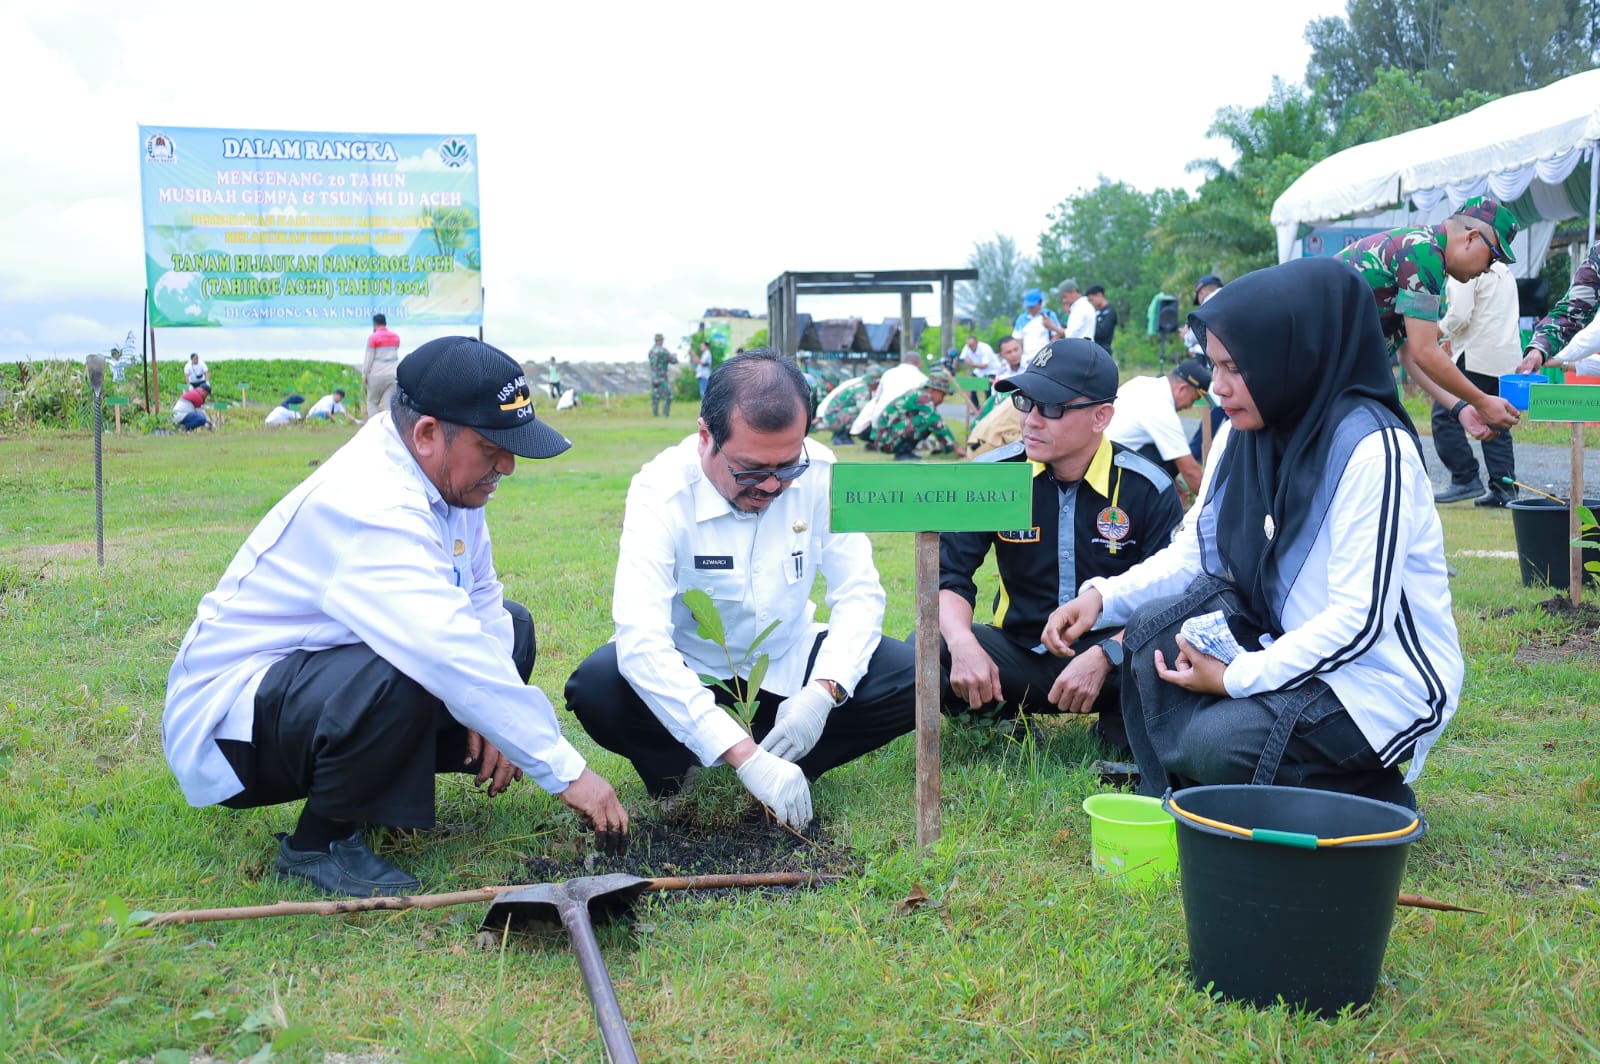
[1097,640,1126,669]
[814,678,846,705]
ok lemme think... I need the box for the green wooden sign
[212,402,231,410]
[954,376,988,391]
[1527,382,1600,422]
[103,396,130,406]
[831,462,1033,532]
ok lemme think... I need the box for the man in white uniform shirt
[1106,358,1211,499]
[958,332,1000,414]
[566,349,916,828]
[164,337,629,897]
[1431,260,1522,507]
[1052,279,1098,342]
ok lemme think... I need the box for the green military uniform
[648,342,677,416]
[867,382,956,456]
[814,377,870,434]
[1335,226,1448,351]
[1529,243,1600,361]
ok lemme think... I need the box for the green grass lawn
[1,395,1597,1062]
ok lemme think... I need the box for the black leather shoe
[1095,760,1141,788]
[1474,488,1514,508]
[1434,481,1484,504]
[275,832,421,897]
[830,431,855,446]
[893,452,921,461]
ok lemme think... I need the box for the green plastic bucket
[1082,793,1177,885]
[1163,785,1425,1015]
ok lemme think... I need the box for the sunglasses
[1468,224,1509,265]
[718,444,811,487]
[1011,393,1106,419]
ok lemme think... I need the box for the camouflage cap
[865,363,885,381]
[1453,197,1519,263]
[925,367,956,395]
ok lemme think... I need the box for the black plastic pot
[1163,785,1424,1016]
[1508,497,1600,588]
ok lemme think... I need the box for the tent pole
[1588,141,1597,249]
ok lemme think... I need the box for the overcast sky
[3,0,1346,365]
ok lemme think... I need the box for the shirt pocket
[679,567,745,602]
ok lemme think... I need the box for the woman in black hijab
[1044,257,1463,808]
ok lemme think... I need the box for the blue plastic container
[1498,372,1549,410]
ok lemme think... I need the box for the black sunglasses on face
[1467,224,1509,265]
[1011,393,1105,419]
[718,443,811,486]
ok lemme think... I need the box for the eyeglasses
[1011,393,1106,419]
[718,444,811,487]
[1467,224,1509,265]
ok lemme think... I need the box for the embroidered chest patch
[1096,506,1131,542]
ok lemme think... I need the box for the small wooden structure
[766,269,977,362]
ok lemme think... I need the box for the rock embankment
[532,361,662,397]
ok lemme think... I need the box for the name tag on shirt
[694,555,734,570]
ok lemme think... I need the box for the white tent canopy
[1271,68,1600,270]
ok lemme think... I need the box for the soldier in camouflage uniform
[867,367,958,461]
[1336,196,1522,442]
[1517,242,1600,374]
[647,333,678,417]
[812,365,883,445]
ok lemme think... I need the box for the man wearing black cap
[164,337,629,898]
[1106,359,1211,500]
[939,339,1184,761]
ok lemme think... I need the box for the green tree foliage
[955,233,1033,327]
[1036,177,1179,341]
[1306,0,1599,118]
[1156,79,1331,288]
[1331,68,1497,151]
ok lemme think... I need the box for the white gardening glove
[734,747,814,829]
[759,682,835,762]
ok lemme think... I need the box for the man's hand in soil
[733,746,813,829]
[464,730,521,797]
[559,767,630,856]
[760,682,834,762]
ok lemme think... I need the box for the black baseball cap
[994,339,1118,405]
[397,337,571,459]
[1173,358,1212,392]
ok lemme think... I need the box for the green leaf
[1578,505,1596,530]
[747,618,782,659]
[746,653,771,697]
[682,588,724,645]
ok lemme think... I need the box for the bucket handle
[1165,796,1419,849]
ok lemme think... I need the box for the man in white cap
[164,337,630,897]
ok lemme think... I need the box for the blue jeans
[1120,574,1413,807]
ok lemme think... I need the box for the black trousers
[937,624,1127,751]
[1120,575,1413,808]
[217,601,537,829]
[1431,365,1515,489]
[565,632,916,797]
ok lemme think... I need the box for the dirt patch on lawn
[1495,596,1600,664]
[520,807,858,893]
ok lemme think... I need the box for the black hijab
[1189,256,1417,629]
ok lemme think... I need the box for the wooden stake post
[1526,383,1598,605]
[831,462,1032,849]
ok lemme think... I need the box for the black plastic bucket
[1163,785,1425,1015]
[1508,497,1600,588]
